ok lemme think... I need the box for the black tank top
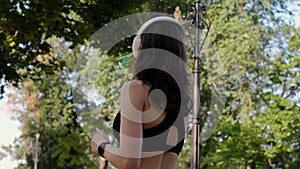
[112,112,185,155]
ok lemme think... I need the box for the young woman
[91,15,191,169]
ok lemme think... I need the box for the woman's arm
[91,80,146,169]
[91,128,140,169]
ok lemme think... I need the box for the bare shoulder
[129,79,144,88]
[121,80,149,112]
[123,80,149,95]
[122,79,143,87]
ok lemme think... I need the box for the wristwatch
[98,141,110,158]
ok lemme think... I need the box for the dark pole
[191,0,201,169]
[32,133,40,169]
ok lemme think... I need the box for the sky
[0,98,20,169]
[286,1,300,27]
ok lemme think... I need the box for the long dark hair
[133,17,192,120]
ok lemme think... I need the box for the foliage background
[1,0,299,168]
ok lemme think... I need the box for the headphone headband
[137,16,184,36]
[132,16,185,58]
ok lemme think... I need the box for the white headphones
[132,16,185,58]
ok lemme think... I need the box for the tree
[4,0,299,168]
[0,0,143,98]
[3,1,191,168]
[8,36,100,169]
[197,0,300,168]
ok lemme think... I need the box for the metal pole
[192,0,201,169]
[33,133,40,169]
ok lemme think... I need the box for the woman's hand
[126,64,134,73]
[91,128,110,154]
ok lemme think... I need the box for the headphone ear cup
[132,36,141,58]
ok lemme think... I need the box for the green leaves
[4,0,300,168]
[195,0,300,168]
